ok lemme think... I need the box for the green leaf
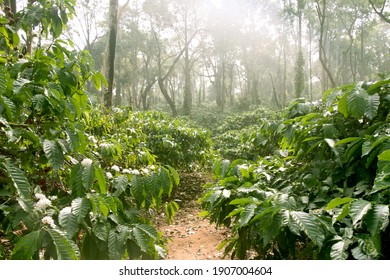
[326,197,354,210]
[46,228,78,260]
[65,129,80,151]
[364,93,380,120]
[333,203,351,224]
[11,230,40,259]
[371,162,390,194]
[335,137,363,146]
[330,239,349,260]
[58,208,79,239]
[113,175,128,196]
[93,222,109,242]
[229,197,257,205]
[238,203,257,227]
[290,211,325,248]
[43,139,65,171]
[132,227,150,253]
[365,204,389,237]
[134,224,158,240]
[69,163,83,196]
[1,158,31,200]
[378,150,390,162]
[349,199,372,226]
[157,167,172,197]
[337,91,349,117]
[98,197,109,218]
[108,227,128,260]
[71,197,90,223]
[0,64,7,94]
[347,88,367,119]
[167,165,180,186]
[82,159,95,190]
[94,164,107,194]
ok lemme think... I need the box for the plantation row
[1,1,390,260]
[200,78,390,259]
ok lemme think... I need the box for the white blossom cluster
[34,193,52,211]
[41,216,56,228]
[81,158,93,167]
[109,165,157,177]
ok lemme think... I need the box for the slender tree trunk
[4,0,16,14]
[316,0,337,88]
[183,6,192,116]
[158,78,177,117]
[104,0,119,108]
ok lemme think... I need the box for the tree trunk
[316,0,337,88]
[104,0,119,108]
[158,78,177,117]
[183,6,192,116]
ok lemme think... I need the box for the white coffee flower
[106,172,113,179]
[41,216,56,228]
[141,168,149,175]
[35,197,52,210]
[35,193,46,200]
[122,169,131,174]
[99,143,110,149]
[81,158,93,167]
[111,165,120,172]
[131,169,140,175]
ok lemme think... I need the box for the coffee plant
[0,1,181,260]
[200,77,390,259]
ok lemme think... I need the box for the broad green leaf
[71,197,90,223]
[65,129,80,151]
[43,139,65,171]
[46,228,78,260]
[378,150,390,162]
[132,227,149,253]
[94,164,107,194]
[167,165,180,186]
[11,230,40,259]
[58,208,79,239]
[337,91,349,117]
[0,64,7,94]
[364,93,380,120]
[330,239,350,260]
[69,163,83,196]
[93,222,109,242]
[347,88,367,119]
[239,204,257,227]
[335,137,363,146]
[349,199,372,226]
[229,197,256,205]
[332,203,351,224]
[113,175,128,196]
[365,204,389,237]
[367,79,390,93]
[157,167,172,197]
[2,159,31,200]
[98,197,109,217]
[82,159,95,190]
[108,227,128,260]
[326,197,354,210]
[291,211,325,248]
[134,224,158,240]
[371,162,390,194]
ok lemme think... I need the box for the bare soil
[157,171,231,260]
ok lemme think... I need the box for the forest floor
[156,171,231,260]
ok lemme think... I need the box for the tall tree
[104,0,119,108]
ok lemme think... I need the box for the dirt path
[158,172,230,260]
